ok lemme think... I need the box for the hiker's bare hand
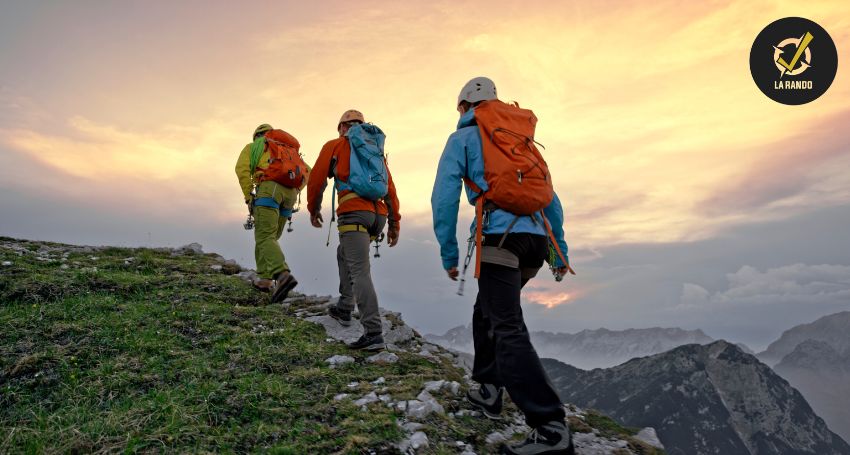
[557,264,577,276]
[310,212,323,228]
[387,226,399,247]
[446,267,459,281]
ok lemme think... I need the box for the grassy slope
[0,237,662,454]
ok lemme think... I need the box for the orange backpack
[259,129,308,188]
[466,100,567,276]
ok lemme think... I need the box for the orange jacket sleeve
[384,163,401,228]
[307,140,335,216]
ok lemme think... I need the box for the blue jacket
[431,108,569,270]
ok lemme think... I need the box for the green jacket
[235,142,271,202]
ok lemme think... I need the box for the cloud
[526,291,574,309]
[0,114,250,221]
[680,263,850,308]
[698,110,850,217]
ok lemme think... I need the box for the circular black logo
[750,17,838,105]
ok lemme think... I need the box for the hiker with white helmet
[431,77,576,455]
[307,110,401,351]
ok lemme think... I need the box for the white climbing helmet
[457,76,497,106]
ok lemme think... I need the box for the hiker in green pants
[235,124,306,302]
[252,179,297,284]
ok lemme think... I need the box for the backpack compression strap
[471,198,569,278]
[474,197,484,278]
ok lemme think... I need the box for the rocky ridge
[542,341,850,455]
[0,237,663,454]
[757,311,850,366]
[773,336,850,443]
[266,291,664,454]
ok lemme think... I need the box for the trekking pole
[326,218,334,247]
[326,190,336,247]
[457,236,475,296]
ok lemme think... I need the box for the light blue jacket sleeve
[431,133,466,270]
[542,192,569,268]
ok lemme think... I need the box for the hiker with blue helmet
[307,110,401,351]
[235,124,308,303]
[431,77,576,455]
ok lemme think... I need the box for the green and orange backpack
[250,129,309,188]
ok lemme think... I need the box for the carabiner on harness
[373,233,385,258]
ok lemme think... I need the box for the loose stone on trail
[325,355,355,367]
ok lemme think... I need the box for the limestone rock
[325,355,355,367]
[221,259,241,275]
[236,270,258,284]
[402,422,425,432]
[485,431,507,445]
[367,352,399,364]
[635,427,664,449]
[306,315,364,344]
[176,243,203,254]
[409,431,428,450]
[353,392,379,407]
[398,431,429,453]
[422,380,445,393]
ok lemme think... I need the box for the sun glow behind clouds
[1,0,849,252]
[526,291,574,309]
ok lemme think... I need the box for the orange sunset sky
[2,0,849,347]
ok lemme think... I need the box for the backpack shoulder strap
[473,197,484,278]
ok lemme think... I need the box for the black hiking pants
[471,233,566,428]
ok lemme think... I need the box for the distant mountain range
[426,324,715,369]
[758,311,850,443]
[543,341,850,455]
[427,312,850,449]
[757,311,850,366]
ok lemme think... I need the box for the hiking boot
[466,383,504,419]
[252,279,274,293]
[328,305,352,327]
[270,271,298,303]
[347,333,385,351]
[502,420,574,455]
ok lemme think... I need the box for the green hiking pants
[254,180,298,279]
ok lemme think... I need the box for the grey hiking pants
[335,211,386,335]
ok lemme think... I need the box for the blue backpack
[345,123,389,200]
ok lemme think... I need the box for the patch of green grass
[0,239,496,453]
[1,238,650,454]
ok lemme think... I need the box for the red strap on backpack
[474,197,484,278]
[541,212,568,268]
